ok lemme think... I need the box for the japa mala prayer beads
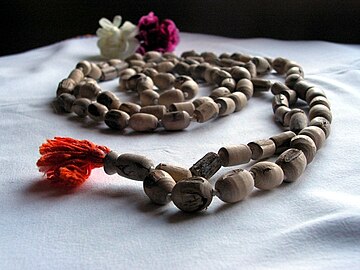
[39,50,332,213]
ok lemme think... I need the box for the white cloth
[0,33,359,270]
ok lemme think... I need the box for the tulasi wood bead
[285,61,302,73]
[275,148,307,182]
[309,96,331,109]
[272,94,289,113]
[211,69,232,85]
[299,126,326,149]
[135,76,154,93]
[305,87,326,104]
[221,77,236,91]
[116,153,154,181]
[100,66,118,81]
[272,57,289,74]
[108,59,128,74]
[192,96,214,108]
[142,67,158,79]
[252,56,271,74]
[140,105,167,119]
[139,89,159,106]
[158,89,185,107]
[169,101,195,115]
[143,51,162,61]
[228,92,248,112]
[57,78,76,96]
[247,139,276,160]
[126,73,146,90]
[125,52,143,61]
[55,93,76,113]
[231,52,252,62]
[103,151,120,175]
[216,97,236,116]
[215,169,254,203]
[271,82,290,95]
[156,61,175,73]
[250,161,284,190]
[283,108,305,127]
[76,60,92,76]
[143,170,176,205]
[162,111,191,131]
[68,68,84,84]
[153,73,175,90]
[289,111,308,133]
[179,80,199,99]
[104,109,130,130]
[129,59,146,68]
[218,144,252,166]
[171,176,213,212]
[309,117,331,138]
[235,78,254,99]
[155,163,192,182]
[293,80,314,100]
[190,152,222,179]
[71,98,91,117]
[204,66,220,84]
[290,135,317,164]
[88,63,102,80]
[285,74,303,89]
[244,61,257,78]
[87,102,108,121]
[281,89,298,105]
[129,113,158,132]
[230,66,251,80]
[78,82,101,100]
[193,100,219,122]
[270,131,296,154]
[210,87,231,100]
[173,61,190,75]
[309,104,332,123]
[173,75,193,89]
[97,91,121,109]
[119,68,137,80]
[274,106,291,124]
[286,66,304,77]
[119,102,141,116]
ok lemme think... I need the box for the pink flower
[136,12,180,54]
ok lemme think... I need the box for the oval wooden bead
[252,56,271,74]
[192,96,214,108]
[216,97,236,116]
[126,74,146,91]
[204,66,220,84]
[104,109,130,130]
[285,61,302,73]
[142,67,158,79]
[218,144,252,166]
[251,78,272,91]
[57,78,76,96]
[173,75,193,89]
[87,102,108,121]
[247,139,276,160]
[274,106,291,124]
[272,57,289,74]
[119,68,137,81]
[270,131,296,154]
[140,105,167,119]
[309,104,332,123]
[88,63,102,80]
[193,100,219,123]
[103,151,120,175]
[285,74,303,89]
[215,169,254,203]
[309,117,331,138]
[158,89,185,107]
[221,77,236,91]
[228,92,248,112]
[169,101,195,116]
[108,59,128,73]
[140,90,159,106]
[125,52,143,61]
[143,51,162,61]
[210,87,231,100]
[286,66,304,77]
[171,176,213,212]
[235,78,254,100]
[129,59,146,68]
[76,60,92,76]
[290,135,317,164]
[293,80,314,100]
[272,94,289,113]
[156,61,175,73]
[211,69,232,85]
[153,73,175,90]
[173,62,190,75]
[309,96,331,109]
[55,93,75,113]
[78,82,101,100]
[305,87,326,104]
[180,80,199,100]
[299,126,326,149]
[143,170,176,205]
[271,82,290,95]
[230,66,251,80]
[275,148,307,182]
[250,161,284,190]
[155,163,192,182]
[68,68,84,84]
[129,113,158,132]
[119,102,141,116]
[244,61,257,78]
[97,91,121,109]
[100,66,118,81]
[289,111,308,134]
[283,108,305,127]
[71,98,91,117]
[162,111,191,131]
[116,153,154,181]
[135,76,154,93]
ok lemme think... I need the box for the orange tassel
[36,137,111,186]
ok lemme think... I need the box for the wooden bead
[171,176,213,212]
[125,53,143,61]
[169,101,195,116]
[119,68,137,80]
[192,96,214,108]
[126,74,146,91]
[309,104,332,123]
[247,139,276,160]
[244,61,257,78]
[108,59,128,73]
[71,98,91,117]
[216,97,236,116]
[140,90,159,106]
[142,67,158,79]
[230,66,251,80]
[129,113,158,132]
[190,63,210,80]
[55,93,75,113]
[204,66,220,84]
[100,66,118,81]
[78,82,101,100]
[293,80,314,100]
[252,56,271,74]
[221,78,236,91]
[87,102,108,121]
[173,75,193,89]
[275,148,307,182]
[272,57,289,74]
[181,50,199,58]
[210,87,231,100]
[299,126,326,150]
[155,163,192,182]
[286,66,304,77]
[116,153,154,181]
[156,61,175,73]
[250,161,284,190]
[235,78,254,99]
[104,109,130,130]
[251,78,271,91]
[180,80,199,100]
[76,60,92,76]
[289,111,308,133]
[153,73,175,90]
[272,94,289,113]
[88,63,102,80]
[143,170,176,205]
[281,89,298,105]
[135,76,154,93]
[211,69,232,85]
[143,51,162,61]
[218,144,252,166]
[193,100,219,123]
[103,151,120,175]
[228,92,248,112]
[271,82,290,95]
[309,117,331,138]
[119,102,141,116]
[68,68,84,84]
[309,96,331,109]
[305,87,326,104]
[158,89,185,107]
[290,135,317,164]
[215,169,254,203]
[190,152,222,179]
[269,131,296,154]
[283,108,305,127]
[285,74,302,89]
[162,111,191,131]
[129,59,146,68]
[274,106,291,124]
[57,78,76,96]
[96,61,109,69]
[173,62,190,75]
[285,61,302,73]
[201,52,217,62]
[140,105,167,119]
[97,91,121,109]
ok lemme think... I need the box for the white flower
[96,15,139,59]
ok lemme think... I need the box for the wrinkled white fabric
[0,33,359,270]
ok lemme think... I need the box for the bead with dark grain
[143,170,176,205]
[269,131,296,154]
[293,80,314,100]
[78,82,101,100]
[274,106,291,124]
[247,139,276,160]
[158,89,185,107]
[250,161,284,190]
[129,59,146,68]
[142,67,158,79]
[252,56,271,74]
[290,135,317,164]
[285,61,302,73]
[215,169,254,203]
[108,59,128,74]
[227,92,247,112]
[309,104,332,123]
[235,78,254,99]
[153,73,175,90]
[216,97,236,116]
[193,100,219,122]
[283,108,305,127]
[272,94,289,113]
[156,61,175,73]
[285,74,303,89]
[204,66,220,84]
[251,78,271,91]
[289,111,308,133]
[100,66,118,81]
[140,89,159,106]
[68,68,84,84]
[55,93,76,113]
[140,105,167,119]
[218,144,252,166]
[180,80,199,100]
[119,102,141,116]
[116,153,154,181]
[104,109,130,130]
[272,57,289,74]
[275,148,307,182]
[230,66,251,80]
[271,82,290,95]
[221,78,236,91]
[71,98,91,117]
[309,117,331,138]
[155,163,192,182]
[171,176,213,212]
[192,96,214,108]
[231,53,252,62]
[299,126,326,149]
[143,51,162,61]
[173,75,193,89]
[125,53,143,62]
[169,101,195,116]
[211,69,232,85]
[129,113,158,132]
[172,62,190,75]
[135,76,154,93]
[162,111,191,131]
[210,87,231,100]
[244,61,257,78]
[57,78,76,96]
[87,102,108,121]
[309,96,331,109]
[97,91,121,109]
[305,87,326,104]
[88,63,102,80]
[190,152,222,179]
[126,74,146,91]
[281,89,298,105]
[103,151,120,175]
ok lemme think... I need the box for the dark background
[1,0,359,56]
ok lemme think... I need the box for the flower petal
[113,15,122,27]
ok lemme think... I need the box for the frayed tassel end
[36,137,111,186]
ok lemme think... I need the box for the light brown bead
[88,63,102,80]
[275,148,307,182]
[125,53,143,61]
[155,163,192,182]
[211,69,232,85]
[71,98,91,117]
[230,66,251,80]
[309,104,332,123]
[309,96,331,109]
[210,87,231,100]
[218,144,252,166]
[140,90,159,106]
[305,87,326,104]
[68,68,84,84]
[274,106,291,124]
[153,73,175,90]
[281,89,298,105]
[169,101,195,116]
[290,135,317,164]
[143,170,176,205]
[87,102,108,121]
[104,109,130,130]
[116,153,154,181]
[140,105,167,119]
[235,78,254,100]
[221,78,236,91]
[57,78,76,96]
[289,111,308,133]
[309,117,331,138]
[250,161,284,190]
[299,126,326,149]
[136,76,154,93]
[173,75,193,89]
[215,169,254,203]
[126,73,146,91]
[272,94,289,113]
[252,56,271,74]
[231,53,252,62]
[180,80,199,100]
[204,66,220,84]
[286,66,304,77]
[272,57,290,74]
[119,102,141,116]
[162,111,191,131]
[143,51,162,61]
[78,82,101,100]
[285,61,302,73]
[171,176,213,212]
[100,66,118,81]
[158,89,185,107]
[156,61,175,73]
[247,139,276,160]
[269,131,296,154]
[129,59,146,68]
[193,100,219,123]
[108,59,128,73]
[228,92,248,112]
[216,97,236,116]
[129,113,158,132]
[142,67,158,79]
[192,96,214,108]
[103,151,120,175]
[97,91,121,109]
[76,60,92,76]
[119,68,137,80]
